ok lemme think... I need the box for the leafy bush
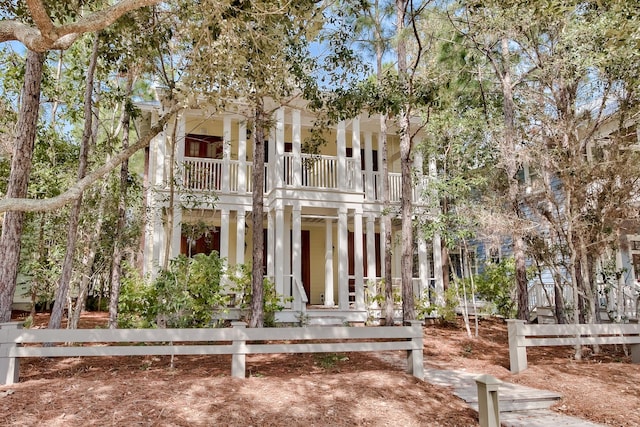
[227,264,290,327]
[119,253,230,328]
[474,258,517,318]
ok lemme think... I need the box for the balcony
[181,156,424,203]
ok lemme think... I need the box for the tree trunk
[0,50,45,323]
[250,99,266,328]
[396,0,415,323]
[500,37,529,321]
[49,36,99,329]
[381,113,394,326]
[109,75,133,329]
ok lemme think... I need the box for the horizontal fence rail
[507,319,640,373]
[0,321,424,385]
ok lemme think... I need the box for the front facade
[140,99,444,323]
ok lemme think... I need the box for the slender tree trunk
[381,114,394,326]
[396,0,415,323]
[500,37,529,321]
[250,99,266,328]
[48,36,100,329]
[0,50,45,323]
[109,75,134,329]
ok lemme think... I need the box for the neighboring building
[138,97,443,323]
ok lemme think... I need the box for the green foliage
[228,263,290,327]
[119,253,230,328]
[474,258,517,318]
[314,353,349,370]
[417,285,458,324]
[119,257,292,328]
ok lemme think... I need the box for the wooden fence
[507,319,640,373]
[0,320,424,385]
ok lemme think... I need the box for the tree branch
[0,0,161,52]
[0,105,180,213]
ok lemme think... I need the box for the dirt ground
[1,313,639,426]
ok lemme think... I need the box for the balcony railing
[181,156,426,203]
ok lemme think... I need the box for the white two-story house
[138,97,442,323]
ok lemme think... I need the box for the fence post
[406,320,424,380]
[231,322,247,378]
[0,322,22,385]
[475,374,501,427]
[506,319,527,373]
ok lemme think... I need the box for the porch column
[170,204,182,259]
[292,206,303,310]
[222,116,231,192]
[414,151,424,203]
[364,131,374,200]
[366,215,376,282]
[354,209,365,310]
[267,209,275,279]
[338,207,349,309]
[275,108,285,188]
[238,120,247,193]
[433,233,445,306]
[236,209,245,266]
[169,116,185,260]
[284,206,292,303]
[352,117,362,192]
[418,234,429,302]
[292,109,302,187]
[325,219,335,306]
[275,206,285,297]
[337,121,346,190]
[268,126,276,192]
[150,204,164,276]
[220,209,230,261]
[430,157,445,306]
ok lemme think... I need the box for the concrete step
[424,368,562,412]
[307,316,347,326]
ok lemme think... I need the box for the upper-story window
[185,134,223,159]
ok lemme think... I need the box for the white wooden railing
[181,156,428,204]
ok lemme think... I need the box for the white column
[354,209,365,310]
[238,120,247,193]
[414,150,424,204]
[366,216,376,282]
[150,204,164,276]
[292,206,302,310]
[429,156,444,305]
[268,126,276,192]
[275,207,285,297]
[220,209,230,261]
[364,131,373,200]
[352,117,362,192]
[275,108,285,188]
[433,233,445,306]
[337,121,346,189]
[284,206,292,303]
[222,116,231,192]
[292,109,302,187]
[171,114,187,185]
[366,215,378,309]
[325,219,335,306]
[338,207,349,309]
[267,210,275,279]
[170,204,182,259]
[418,234,429,301]
[236,209,245,266]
